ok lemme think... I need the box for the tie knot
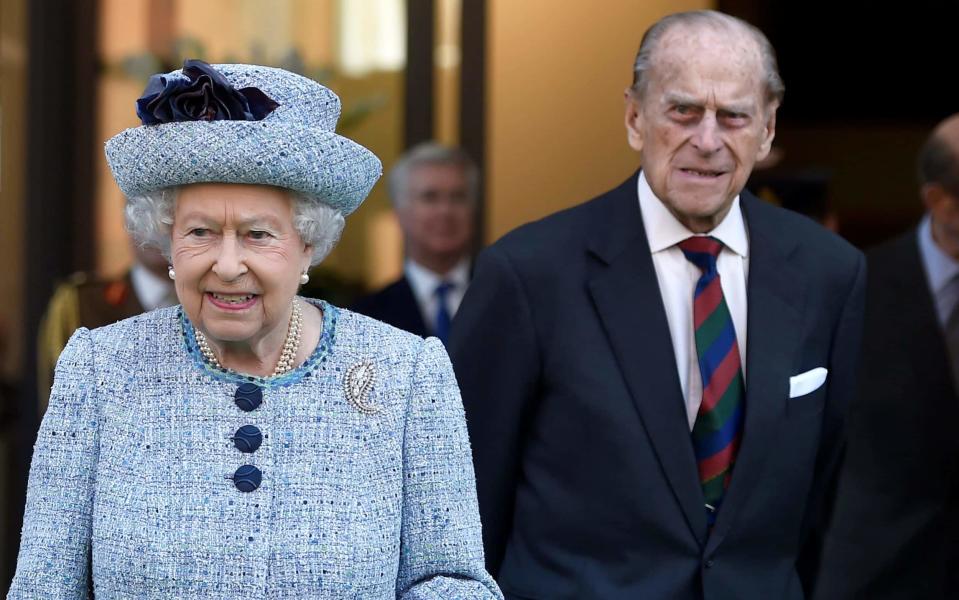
[678,236,724,273]
[434,281,454,299]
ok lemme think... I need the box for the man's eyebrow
[662,93,756,116]
[663,93,702,107]
[717,103,756,115]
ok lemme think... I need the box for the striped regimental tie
[677,236,745,525]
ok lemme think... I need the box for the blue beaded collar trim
[179,297,337,388]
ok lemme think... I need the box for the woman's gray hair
[630,10,785,107]
[125,187,345,266]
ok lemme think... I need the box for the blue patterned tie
[434,281,454,344]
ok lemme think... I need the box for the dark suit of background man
[450,10,865,599]
[351,143,477,343]
[816,114,959,600]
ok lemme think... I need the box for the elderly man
[450,10,865,599]
[816,115,959,600]
[352,142,477,343]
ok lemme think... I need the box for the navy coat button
[232,465,262,492]
[234,383,263,412]
[232,425,263,453]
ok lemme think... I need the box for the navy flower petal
[182,59,233,89]
[239,87,281,121]
[136,59,279,126]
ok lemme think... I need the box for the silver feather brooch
[344,360,379,414]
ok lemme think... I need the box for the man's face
[929,190,959,240]
[926,117,959,251]
[625,25,777,232]
[396,163,475,264]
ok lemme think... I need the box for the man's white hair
[630,10,785,106]
[387,142,479,209]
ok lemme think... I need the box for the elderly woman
[9,60,501,599]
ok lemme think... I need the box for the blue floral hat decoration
[105,59,382,215]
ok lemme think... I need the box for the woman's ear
[301,244,314,274]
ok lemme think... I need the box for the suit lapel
[706,193,804,553]
[587,173,709,542]
[879,230,955,393]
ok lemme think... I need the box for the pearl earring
[299,271,310,285]
[168,266,176,280]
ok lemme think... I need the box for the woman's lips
[206,292,258,310]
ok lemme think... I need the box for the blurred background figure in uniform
[351,142,478,344]
[36,243,175,412]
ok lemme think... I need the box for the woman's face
[170,183,313,348]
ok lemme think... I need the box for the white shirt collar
[918,213,959,295]
[130,262,176,311]
[637,171,749,257]
[404,257,471,299]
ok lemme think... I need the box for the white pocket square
[789,367,828,398]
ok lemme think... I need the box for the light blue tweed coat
[8,300,501,599]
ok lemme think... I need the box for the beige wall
[485,0,712,243]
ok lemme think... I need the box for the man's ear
[756,103,778,161]
[923,182,948,212]
[624,89,645,153]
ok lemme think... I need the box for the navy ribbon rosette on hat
[105,59,382,216]
[136,59,279,125]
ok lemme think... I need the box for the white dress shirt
[637,172,750,430]
[404,258,471,332]
[130,262,177,311]
[917,213,959,327]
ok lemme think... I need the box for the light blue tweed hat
[105,60,382,215]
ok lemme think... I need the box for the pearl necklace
[195,298,303,377]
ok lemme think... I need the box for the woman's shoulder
[86,306,181,351]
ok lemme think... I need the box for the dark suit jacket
[351,276,430,338]
[815,229,959,599]
[450,172,866,599]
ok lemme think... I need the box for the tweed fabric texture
[8,300,500,599]
[104,64,382,215]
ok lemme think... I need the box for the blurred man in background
[352,142,478,344]
[817,114,959,599]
